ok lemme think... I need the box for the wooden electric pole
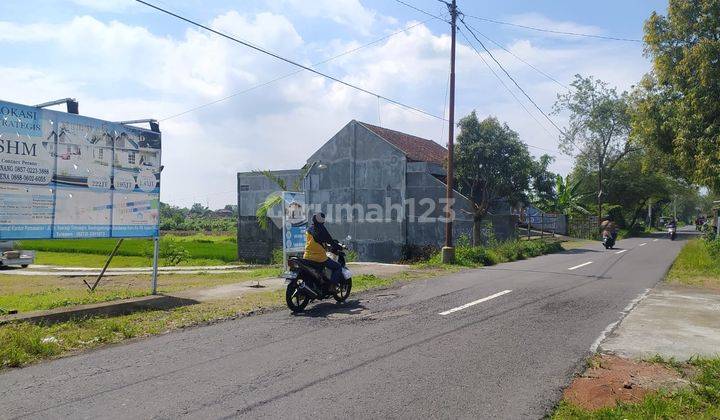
[442,0,457,264]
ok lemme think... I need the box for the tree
[537,174,590,216]
[602,150,671,228]
[554,75,634,223]
[189,202,208,216]
[529,154,557,206]
[634,0,720,192]
[454,112,536,245]
[254,167,309,230]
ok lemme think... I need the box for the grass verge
[666,239,720,289]
[553,357,720,419]
[0,267,282,313]
[420,238,563,268]
[32,252,228,268]
[0,267,446,369]
[18,234,239,266]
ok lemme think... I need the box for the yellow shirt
[303,231,327,262]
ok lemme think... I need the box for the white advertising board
[0,99,161,240]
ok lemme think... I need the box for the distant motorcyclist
[667,218,677,229]
[303,213,343,288]
[600,217,617,240]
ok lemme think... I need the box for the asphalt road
[0,231,693,419]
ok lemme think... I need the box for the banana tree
[546,174,590,215]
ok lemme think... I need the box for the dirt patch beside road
[563,354,689,411]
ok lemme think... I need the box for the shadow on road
[292,299,366,318]
[561,248,603,255]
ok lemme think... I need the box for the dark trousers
[323,258,343,284]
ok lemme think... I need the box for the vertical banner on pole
[281,191,307,269]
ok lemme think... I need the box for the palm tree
[254,166,310,230]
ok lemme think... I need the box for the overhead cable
[464,14,642,43]
[160,18,435,121]
[136,0,445,121]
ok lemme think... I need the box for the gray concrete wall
[406,171,474,247]
[306,120,407,262]
[237,169,299,262]
[237,169,301,217]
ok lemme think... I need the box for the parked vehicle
[0,241,35,268]
[282,238,352,313]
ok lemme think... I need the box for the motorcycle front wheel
[333,278,352,303]
[286,281,309,313]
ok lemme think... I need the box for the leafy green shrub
[271,248,284,265]
[157,238,191,266]
[345,249,358,262]
[455,246,499,266]
[705,238,720,258]
[425,239,561,267]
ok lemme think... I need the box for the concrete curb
[0,295,199,326]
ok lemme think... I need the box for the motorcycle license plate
[341,268,352,279]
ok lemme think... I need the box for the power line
[460,18,586,155]
[389,1,568,158]
[160,18,434,121]
[457,28,553,138]
[135,0,445,121]
[464,14,642,43]
[391,0,448,22]
[459,19,566,134]
[461,22,568,90]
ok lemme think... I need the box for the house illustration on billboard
[115,131,160,173]
[285,199,305,227]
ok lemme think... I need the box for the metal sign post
[151,236,159,295]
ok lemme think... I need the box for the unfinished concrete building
[237,120,516,262]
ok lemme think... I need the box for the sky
[0,0,668,209]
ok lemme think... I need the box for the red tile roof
[359,121,447,165]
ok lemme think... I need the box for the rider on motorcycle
[600,217,618,240]
[667,218,677,229]
[303,213,343,289]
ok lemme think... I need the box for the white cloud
[0,10,652,208]
[278,0,377,34]
[507,13,604,38]
[70,0,135,12]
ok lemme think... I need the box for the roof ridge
[357,121,447,165]
[357,121,439,145]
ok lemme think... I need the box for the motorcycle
[668,226,677,240]
[602,231,616,249]
[282,238,353,313]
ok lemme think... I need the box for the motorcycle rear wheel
[333,278,352,303]
[286,281,309,312]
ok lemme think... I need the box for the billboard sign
[0,99,161,240]
[282,191,307,254]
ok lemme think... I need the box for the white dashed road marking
[568,261,593,271]
[653,239,659,242]
[615,249,628,254]
[639,243,647,247]
[439,290,512,316]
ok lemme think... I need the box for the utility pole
[442,0,457,264]
[597,160,603,237]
